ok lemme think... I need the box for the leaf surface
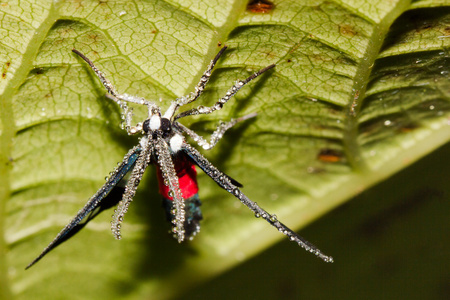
[1,0,449,299]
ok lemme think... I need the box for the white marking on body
[170,134,184,153]
[150,115,161,130]
[140,136,149,148]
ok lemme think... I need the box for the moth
[26,46,333,269]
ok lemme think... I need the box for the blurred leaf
[0,0,449,299]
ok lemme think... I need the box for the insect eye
[143,119,150,133]
[160,118,171,133]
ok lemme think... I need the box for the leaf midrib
[0,2,63,298]
[184,1,249,95]
[342,0,412,171]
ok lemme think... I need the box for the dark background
[185,141,450,299]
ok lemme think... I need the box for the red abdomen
[156,156,199,200]
[156,155,203,239]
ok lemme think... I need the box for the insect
[26,46,333,269]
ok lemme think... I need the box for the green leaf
[1,0,449,299]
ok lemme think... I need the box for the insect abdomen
[156,155,203,239]
[161,194,203,239]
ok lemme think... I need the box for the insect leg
[174,113,256,150]
[110,140,152,239]
[155,137,186,242]
[104,94,161,135]
[182,143,333,263]
[104,93,158,110]
[174,64,275,120]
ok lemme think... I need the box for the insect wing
[26,146,141,269]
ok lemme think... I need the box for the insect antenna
[176,46,229,107]
[72,49,122,99]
